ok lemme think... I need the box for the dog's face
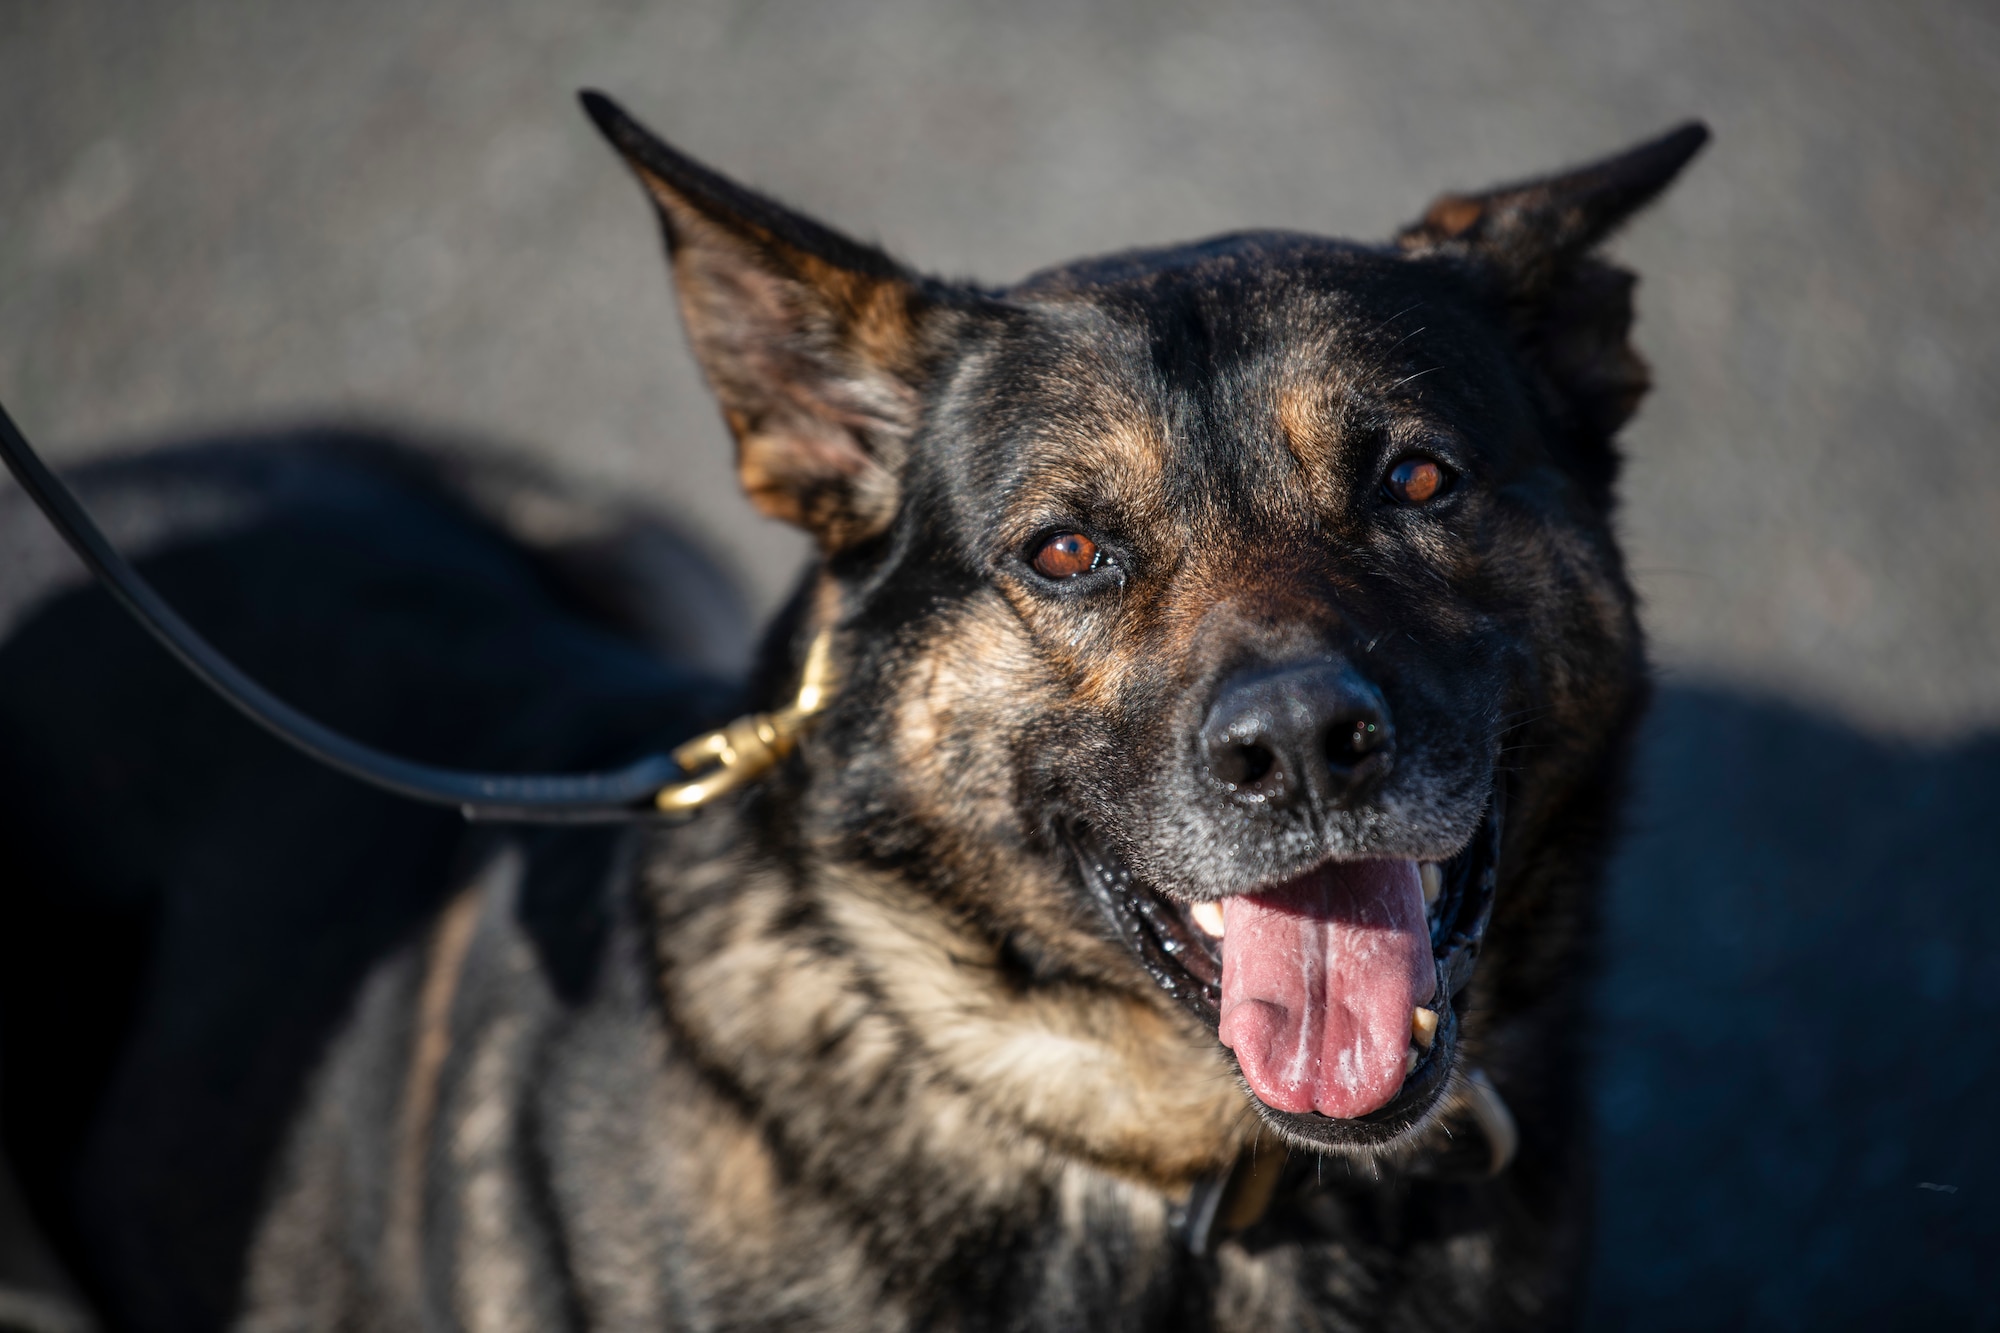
[589,96,1699,1171]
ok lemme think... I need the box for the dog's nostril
[1213,742,1276,790]
[1326,717,1386,769]
[1202,663,1391,809]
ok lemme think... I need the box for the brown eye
[1031,532,1100,579]
[1385,457,1448,505]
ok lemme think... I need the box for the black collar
[1174,1069,1519,1257]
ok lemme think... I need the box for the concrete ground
[3,0,1996,1325]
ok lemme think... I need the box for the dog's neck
[634,808,1215,1296]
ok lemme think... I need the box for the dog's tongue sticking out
[1218,861,1436,1119]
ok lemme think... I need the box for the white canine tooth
[1406,1047,1420,1076]
[1420,862,1443,909]
[1190,900,1226,939]
[1411,1006,1438,1049]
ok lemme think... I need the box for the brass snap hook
[653,629,836,813]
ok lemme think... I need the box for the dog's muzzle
[1070,787,1502,1152]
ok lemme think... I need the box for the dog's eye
[1031,532,1100,579]
[1384,457,1450,506]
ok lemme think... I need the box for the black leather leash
[0,399,830,823]
[5,398,1524,1208]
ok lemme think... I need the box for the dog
[0,95,1704,1330]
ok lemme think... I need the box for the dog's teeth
[1190,900,1226,939]
[1406,1047,1420,1076]
[1420,862,1443,909]
[1411,1007,1438,1049]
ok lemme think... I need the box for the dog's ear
[582,91,948,551]
[1398,123,1707,495]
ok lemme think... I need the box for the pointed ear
[1398,122,1708,282]
[582,91,949,551]
[1399,123,1708,487]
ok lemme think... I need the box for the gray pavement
[3,1,1997,1324]
[6,0,1997,735]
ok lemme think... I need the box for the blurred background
[2,0,1995,1325]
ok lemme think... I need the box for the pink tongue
[1218,861,1436,1119]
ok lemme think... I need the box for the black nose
[1199,662,1393,809]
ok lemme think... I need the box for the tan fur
[818,868,1251,1184]
[385,872,490,1308]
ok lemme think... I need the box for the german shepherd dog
[0,96,1704,1331]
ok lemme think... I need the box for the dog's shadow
[1,437,1993,1323]
[1589,685,2000,1328]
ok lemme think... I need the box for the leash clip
[654,629,835,813]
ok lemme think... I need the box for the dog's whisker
[1383,325,1429,354]
[1361,301,1427,341]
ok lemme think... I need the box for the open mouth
[1070,793,1502,1151]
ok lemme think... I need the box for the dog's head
[588,94,1701,1173]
